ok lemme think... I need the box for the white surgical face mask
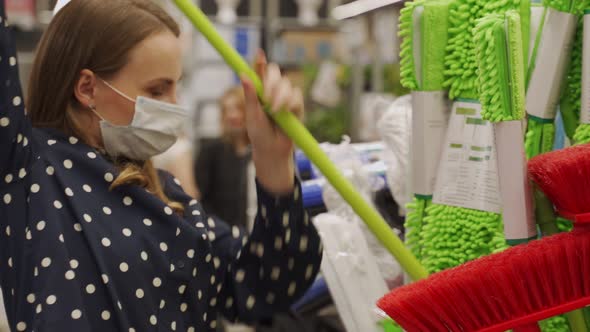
[92,80,189,161]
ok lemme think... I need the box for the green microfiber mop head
[539,316,572,332]
[443,0,485,100]
[573,121,590,145]
[399,0,452,91]
[422,0,528,274]
[404,198,429,260]
[399,0,421,90]
[562,3,590,143]
[524,6,557,160]
[420,204,507,272]
[398,0,452,259]
[544,0,589,13]
[475,11,526,123]
[562,19,584,139]
[444,0,530,99]
[573,119,590,144]
[525,120,556,158]
[574,105,590,144]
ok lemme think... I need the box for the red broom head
[528,144,590,219]
[377,228,590,332]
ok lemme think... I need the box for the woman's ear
[74,69,97,109]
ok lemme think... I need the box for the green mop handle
[172,0,428,281]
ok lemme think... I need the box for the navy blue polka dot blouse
[0,5,322,331]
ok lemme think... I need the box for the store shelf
[332,0,405,20]
[276,62,305,70]
[270,18,340,33]
[203,14,264,27]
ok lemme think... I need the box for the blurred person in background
[195,86,256,231]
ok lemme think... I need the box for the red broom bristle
[377,228,590,331]
[528,144,590,216]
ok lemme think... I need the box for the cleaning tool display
[475,10,537,244]
[525,4,589,330]
[561,19,585,140]
[527,2,564,238]
[560,1,590,142]
[377,143,590,332]
[417,0,529,274]
[171,0,430,281]
[475,12,577,330]
[397,0,451,261]
[525,0,578,158]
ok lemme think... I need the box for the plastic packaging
[313,213,391,332]
[321,138,403,286]
[377,95,413,214]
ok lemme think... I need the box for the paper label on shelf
[581,13,590,124]
[433,100,501,214]
[526,9,576,120]
[493,122,536,241]
[411,91,450,197]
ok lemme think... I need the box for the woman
[0,1,322,332]
[196,86,254,230]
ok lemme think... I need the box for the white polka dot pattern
[0,50,320,329]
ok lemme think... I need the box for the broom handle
[171,0,430,282]
[566,308,588,332]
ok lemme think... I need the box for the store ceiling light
[332,0,404,20]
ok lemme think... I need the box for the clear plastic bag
[320,137,402,287]
[377,95,413,215]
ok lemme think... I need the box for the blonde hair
[219,86,249,144]
[27,0,185,213]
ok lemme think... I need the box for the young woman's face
[221,95,246,133]
[92,30,183,126]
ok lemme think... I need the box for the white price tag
[433,100,502,213]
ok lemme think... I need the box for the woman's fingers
[288,87,304,120]
[263,63,282,103]
[241,77,261,119]
[241,75,272,130]
[255,49,267,82]
[271,78,293,112]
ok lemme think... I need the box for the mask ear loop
[100,79,136,104]
[88,104,106,122]
[87,104,109,156]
